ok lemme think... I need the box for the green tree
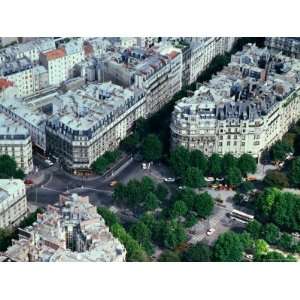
[288,157,300,187]
[246,220,262,240]
[135,117,150,139]
[213,231,244,262]
[238,154,257,176]
[97,207,119,227]
[112,183,127,205]
[160,221,187,250]
[258,251,296,262]
[120,132,140,154]
[254,239,269,258]
[190,150,208,172]
[182,243,211,262]
[169,146,190,176]
[0,228,13,252]
[140,176,156,197]
[91,156,108,175]
[171,200,188,218]
[255,187,281,220]
[263,223,280,245]
[184,213,198,228]
[225,167,242,186]
[194,192,214,218]
[155,183,168,201]
[207,153,222,178]
[158,250,181,262]
[238,232,254,252]
[111,223,149,261]
[0,155,25,179]
[141,134,163,162]
[183,167,206,188]
[222,153,237,173]
[270,141,293,162]
[129,221,154,255]
[176,188,197,210]
[144,192,159,211]
[278,233,294,252]
[264,170,289,189]
[238,181,254,194]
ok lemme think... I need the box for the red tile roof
[0,78,13,90]
[43,48,66,61]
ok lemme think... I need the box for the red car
[24,179,33,185]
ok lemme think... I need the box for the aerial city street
[0,37,300,262]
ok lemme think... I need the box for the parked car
[216,177,224,182]
[110,180,118,187]
[204,176,215,182]
[164,177,175,183]
[24,179,34,185]
[206,228,216,236]
[45,159,54,166]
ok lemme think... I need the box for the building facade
[0,113,33,174]
[171,44,300,159]
[45,82,146,172]
[0,179,27,228]
[40,39,84,86]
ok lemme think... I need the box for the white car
[204,177,215,182]
[164,177,175,183]
[142,163,147,170]
[206,228,216,236]
[45,159,54,166]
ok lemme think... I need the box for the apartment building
[40,39,84,86]
[171,44,300,159]
[265,37,300,58]
[3,193,126,261]
[45,82,146,172]
[0,57,49,97]
[0,38,56,64]
[189,37,228,85]
[0,179,27,228]
[0,86,52,153]
[0,114,33,174]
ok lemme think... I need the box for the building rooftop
[4,193,126,262]
[42,48,66,61]
[47,81,144,134]
[0,38,56,62]
[0,78,13,90]
[173,44,300,122]
[0,57,32,76]
[0,113,30,139]
[0,179,25,213]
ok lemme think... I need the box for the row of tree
[255,188,300,232]
[91,150,121,175]
[246,220,300,254]
[169,146,257,188]
[113,176,168,212]
[97,207,149,261]
[159,229,296,262]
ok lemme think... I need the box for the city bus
[230,209,254,223]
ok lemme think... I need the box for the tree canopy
[0,155,25,179]
[141,134,163,162]
[238,154,257,176]
[213,231,244,262]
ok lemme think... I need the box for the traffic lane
[188,204,245,246]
